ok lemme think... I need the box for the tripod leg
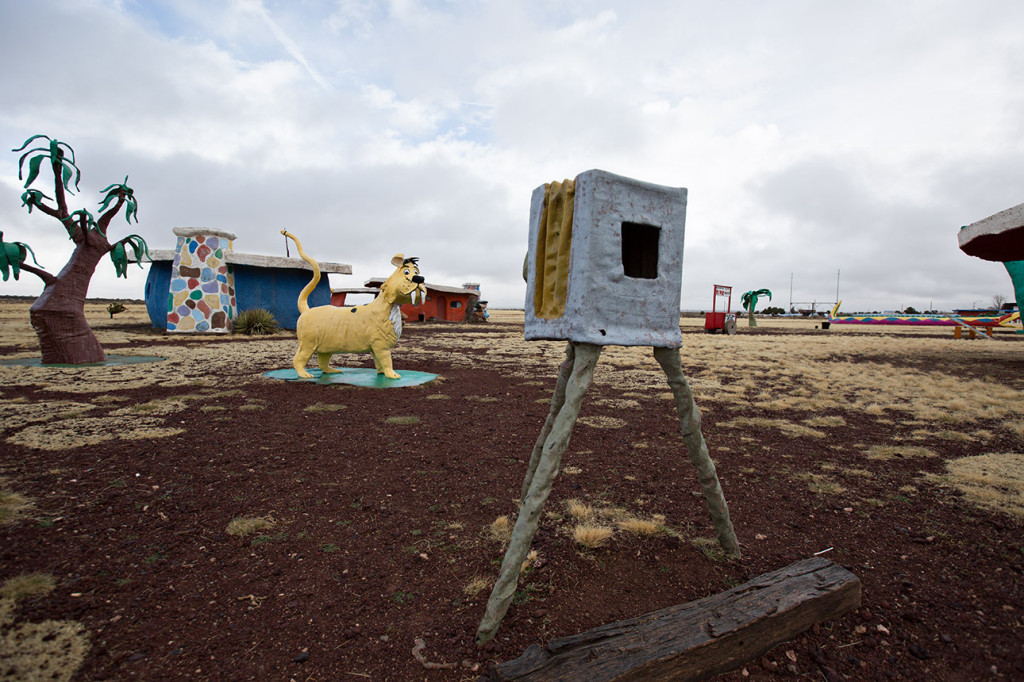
[476,342,602,644]
[653,346,741,558]
[521,343,575,502]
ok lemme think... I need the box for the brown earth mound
[1,305,1022,680]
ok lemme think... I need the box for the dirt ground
[1,302,1023,681]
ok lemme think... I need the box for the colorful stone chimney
[167,227,237,332]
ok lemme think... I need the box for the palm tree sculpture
[741,288,772,327]
[2,135,149,363]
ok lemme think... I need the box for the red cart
[704,284,737,334]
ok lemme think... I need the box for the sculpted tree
[741,288,772,327]
[3,135,149,363]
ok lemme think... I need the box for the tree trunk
[29,239,108,364]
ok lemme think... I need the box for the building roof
[958,202,1024,262]
[330,286,381,295]
[132,249,352,274]
[362,278,479,295]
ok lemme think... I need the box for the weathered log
[491,557,860,681]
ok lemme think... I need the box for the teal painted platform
[0,355,167,367]
[263,367,438,388]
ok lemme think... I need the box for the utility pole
[835,269,840,304]
[789,272,793,312]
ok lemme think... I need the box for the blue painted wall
[234,265,331,330]
[143,262,330,331]
[144,262,172,330]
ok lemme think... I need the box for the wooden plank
[491,557,860,681]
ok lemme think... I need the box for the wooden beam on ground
[491,557,860,682]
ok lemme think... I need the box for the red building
[332,281,483,322]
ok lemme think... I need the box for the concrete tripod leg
[521,344,576,502]
[653,346,741,559]
[476,342,602,644]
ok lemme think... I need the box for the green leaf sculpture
[12,135,81,194]
[0,231,43,282]
[110,234,150,278]
[20,189,52,214]
[69,209,98,235]
[98,176,139,224]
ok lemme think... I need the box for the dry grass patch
[752,395,808,411]
[562,465,583,475]
[565,499,595,522]
[911,428,975,442]
[795,472,846,495]
[463,575,492,597]
[386,415,420,425]
[0,573,55,602]
[576,415,627,429]
[863,444,937,461]
[573,523,614,548]
[425,394,449,400]
[615,518,660,536]
[520,549,540,573]
[565,499,665,539]
[0,482,32,525]
[304,402,347,412]
[593,398,641,410]
[1005,420,1024,438]
[486,515,513,544]
[113,393,222,416]
[1,400,100,431]
[7,416,184,451]
[804,415,846,428]
[945,453,1024,518]
[1,573,89,682]
[719,416,825,439]
[0,611,90,682]
[226,516,276,537]
[690,535,729,562]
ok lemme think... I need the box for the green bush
[232,308,279,335]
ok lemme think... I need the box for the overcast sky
[2,0,1022,312]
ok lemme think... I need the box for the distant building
[332,281,482,322]
[140,227,351,332]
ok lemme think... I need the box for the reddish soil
[2,321,1023,681]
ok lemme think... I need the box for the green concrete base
[263,367,438,388]
[0,355,167,367]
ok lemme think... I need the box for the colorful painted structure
[140,228,351,332]
[826,301,1019,336]
[332,280,482,322]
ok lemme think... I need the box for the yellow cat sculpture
[282,230,426,379]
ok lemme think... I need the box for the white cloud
[1,0,1022,316]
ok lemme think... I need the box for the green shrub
[233,308,279,335]
[106,302,126,318]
